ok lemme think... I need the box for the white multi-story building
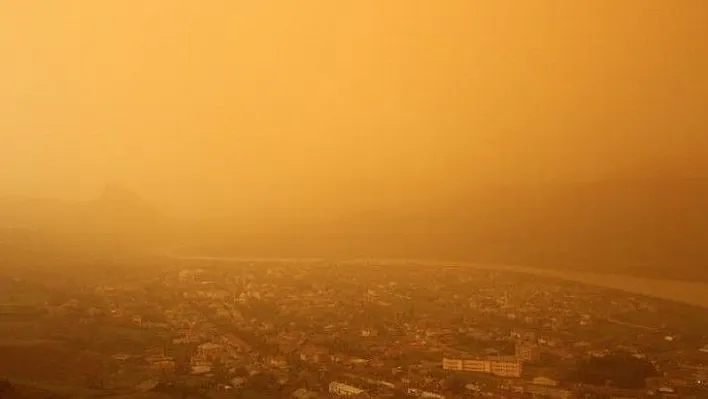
[489,358,522,378]
[442,357,522,378]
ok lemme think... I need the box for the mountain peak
[94,184,158,216]
[98,183,141,201]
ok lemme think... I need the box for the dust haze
[2,1,708,272]
[4,3,708,398]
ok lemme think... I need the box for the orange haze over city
[4,3,708,397]
[2,1,707,221]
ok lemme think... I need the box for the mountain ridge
[0,185,170,255]
[2,178,707,279]
[184,178,708,279]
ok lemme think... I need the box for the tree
[442,374,467,394]
[571,352,658,389]
[248,372,280,391]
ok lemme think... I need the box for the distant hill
[3,179,708,279]
[188,178,708,279]
[0,185,172,256]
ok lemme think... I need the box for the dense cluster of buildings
[4,258,708,398]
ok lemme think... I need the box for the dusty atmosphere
[2,1,708,398]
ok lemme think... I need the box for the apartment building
[442,356,522,378]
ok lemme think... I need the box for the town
[1,256,708,399]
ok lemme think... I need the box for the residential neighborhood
[2,256,708,398]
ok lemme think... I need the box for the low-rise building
[190,354,212,375]
[408,388,445,398]
[516,341,541,363]
[531,376,559,387]
[329,381,368,397]
[299,345,330,363]
[146,355,176,373]
[221,333,251,353]
[198,342,225,360]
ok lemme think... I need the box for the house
[146,355,176,373]
[361,328,378,337]
[214,307,232,320]
[299,345,330,363]
[173,329,200,344]
[531,376,559,387]
[268,355,288,369]
[329,381,368,397]
[198,342,226,360]
[407,388,445,399]
[190,355,212,375]
[231,377,246,388]
[221,333,252,353]
[178,268,205,282]
[111,354,132,362]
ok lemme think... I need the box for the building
[531,376,559,387]
[299,345,330,363]
[490,358,522,378]
[198,342,226,361]
[444,358,490,373]
[146,355,176,373]
[329,381,368,397]
[178,268,204,283]
[408,388,445,398]
[173,327,200,344]
[442,357,522,378]
[268,355,288,369]
[524,384,573,399]
[361,328,378,337]
[516,341,541,363]
[221,333,252,353]
[190,354,212,375]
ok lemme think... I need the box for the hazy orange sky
[2,1,707,218]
